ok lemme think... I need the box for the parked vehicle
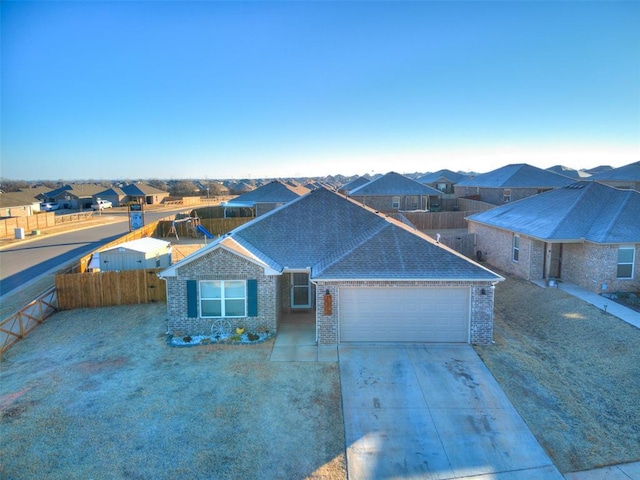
[92,199,113,211]
[40,202,60,212]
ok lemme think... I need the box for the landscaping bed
[0,304,346,480]
[475,274,640,473]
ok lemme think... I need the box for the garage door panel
[339,287,469,343]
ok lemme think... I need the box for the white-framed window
[512,235,520,262]
[200,280,246,317]
[391,196,400,209]
[437,183,447,193]
[503,189,511,202]
[617,247,635,279]
[408,195,419,210]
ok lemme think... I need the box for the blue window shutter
[187,280,198,317]
[247,279,258,317]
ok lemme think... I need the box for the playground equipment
[196,224,214,239]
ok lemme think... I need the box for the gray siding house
[467,182,640,293]
[160,188,502,345]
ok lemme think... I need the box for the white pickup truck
[91,199,113,211]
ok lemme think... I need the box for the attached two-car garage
[339,287,470,343]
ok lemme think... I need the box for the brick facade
[469,221,640,293]
[165,248,279,336]
[314,280,496,345]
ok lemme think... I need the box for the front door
[291,272,311,308]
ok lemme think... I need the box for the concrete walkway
[269,312,337,362]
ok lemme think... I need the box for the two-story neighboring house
[589,161,640,191]
[416,169,469,195]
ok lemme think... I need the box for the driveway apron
[338,345,563,479]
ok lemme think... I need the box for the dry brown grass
[0,304,346,480]
[475,274,640,473]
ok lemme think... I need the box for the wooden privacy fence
[56,269,166,310]
[157,217,251,239]
[403,210,471,230]
[0,287,58,356]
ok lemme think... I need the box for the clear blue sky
[1,1,639,180]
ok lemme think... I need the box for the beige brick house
[160,188,503,345]
[467,181,640,293]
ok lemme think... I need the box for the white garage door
[339,287,470,343]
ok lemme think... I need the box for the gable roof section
[122,183,168,196]
[161,188,501,282]
[589,161,640,181]
[455,164,574,188]
[349,172,442,196]
[416,169,468,184]
[225,180,309,207]
[467,181,640,243]
[339,176,370,194]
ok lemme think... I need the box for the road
[0,207,188,297]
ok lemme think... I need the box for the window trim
[200,280,247,318]
[391,196,400,209]
[616,246,635,279]
[503,189,511,202]
[512,235,520,262]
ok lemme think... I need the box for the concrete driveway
[339,345,563,479]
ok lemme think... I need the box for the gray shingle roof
[227,180,309,205]
[338,176,370,194]
[217,188,498,281]
[467,181,640,243]
[349,172,443,196]
[455,164,574,188]
[416,169,468,184]
[589,161,640,181]
[122,183,168,196]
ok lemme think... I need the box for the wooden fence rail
[56,269,166,310]
[0,287,58,357]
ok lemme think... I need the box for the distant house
[0,192,41,217]
[42,184,106,210]
[337,176,370,195]
[121,183,170,205]
[589,161,640,191]
[467,181,640,294]
[545,165,591,179]
[159,188,502,345]
[416,169,470,194]
[94,187,127,207]
[454,163,573,205]
[348,172,443,213]
[221,180,310,217]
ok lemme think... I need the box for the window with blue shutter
[247,279,258,317]
[187,280,198,317]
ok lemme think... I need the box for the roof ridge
[586,188,633,242]
[546,182,598,238]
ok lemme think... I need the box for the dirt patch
[0,304,346,480]
[475,274,640,473]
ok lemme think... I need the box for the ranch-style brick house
[467,181,640,294]
[159,188,503,345]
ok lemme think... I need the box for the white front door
[291,272,311,308]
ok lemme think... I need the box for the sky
[1,1,639,181]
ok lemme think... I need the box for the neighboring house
[546,165,591,179]
[589,160,640,191]
[467,181,640,294]
[42,183,106,209]
[159,188,503,345]
[348,172,443,213]
[121,183,170,205]
[0,192,41,217]
[96,238,172,272]
[454,163,574,205]
[337,176,370,195]
[94,187,127,207]
[416,169,470,194]
[221,180,310,217]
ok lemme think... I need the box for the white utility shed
[99,238,172,272]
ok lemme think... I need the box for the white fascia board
[311,276,504,283]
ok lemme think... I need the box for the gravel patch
[475,274,640,473]
[0,304,346,480]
